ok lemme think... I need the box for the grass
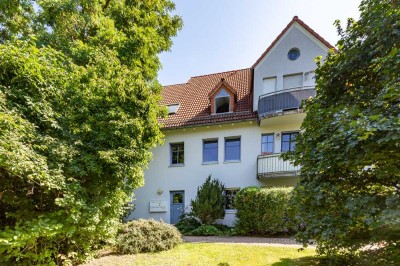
[82,243,317,266]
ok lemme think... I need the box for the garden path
[182,236,315,248]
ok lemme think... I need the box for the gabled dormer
[252,16,334,116]
[209,78,237,114]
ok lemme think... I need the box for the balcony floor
[258,110,306,127]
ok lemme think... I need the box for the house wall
[253,24,329,111]
[129,119,302,226]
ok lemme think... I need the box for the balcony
[257,153,300,179]
[258,87,316,120]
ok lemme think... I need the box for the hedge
[234,187,298,235]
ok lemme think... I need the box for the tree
[191,176,226,224]
[285,0,400,262]
[0,1,182,264]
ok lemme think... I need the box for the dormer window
[209,78,237,114]
[215,89,230,113]
[167,104,180,115]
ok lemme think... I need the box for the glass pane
[203,140,218,162]
[225,146,240,160]
[204,149,217,162]
[178,150,184,163]
[173,193,183,203]
[204,141,217,149]
[225,138,240,161]
[225,190,238,209]
[267,143,274,152]
[282,134,290,141]
[281,142,290,152]
[216,97,230,113]
[171,143,184,164]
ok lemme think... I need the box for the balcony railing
[258,87,316,118]
[257,153,300,179]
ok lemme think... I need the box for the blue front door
[170,191,184,224]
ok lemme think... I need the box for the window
[203,139,218,163]
[167,104,180,115]
[262,77,277,94]
[215,89,230,113]
[303,71,316,87]
[283,73,303,90]
[261,134,274,154]
[225,137,240,161]
[170,143,184,165]
[281,132,299,152]
[225,189,239,210]
[287,48,300,61]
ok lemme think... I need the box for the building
[128,17,334,226]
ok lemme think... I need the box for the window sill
[223,160,241,164]
[169,164,184,168]
[202,161,218,165]
[225,209,237,214]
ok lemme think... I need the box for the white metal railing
[257,153,300,179]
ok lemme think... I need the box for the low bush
[234,187,297,235]
[175,213,201,235]
[115,219,182,254]
[188,224,222,236]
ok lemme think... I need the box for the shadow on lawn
[272,248,399,266]
[272,256,321,266]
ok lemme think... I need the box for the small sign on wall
[149,200,167,213]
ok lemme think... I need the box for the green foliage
[191,176,226,224]
[234,187,297,235]
[115,219,182,254]
[0,0,182,264]
[174,213,202,235]
[284,0,400,261]
[187,224,222,236]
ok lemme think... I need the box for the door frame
[170,190,185,224]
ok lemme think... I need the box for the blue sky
[158,0,361,86]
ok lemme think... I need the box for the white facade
[253,24,329,111]
[129,121,301,225]
[129,18,332,226]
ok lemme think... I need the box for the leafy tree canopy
[285,0,400,261]
[0,0,182,264]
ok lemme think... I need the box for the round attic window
[288,48,300,61]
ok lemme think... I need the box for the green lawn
[83,243,318,266]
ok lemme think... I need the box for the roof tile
[160,68,255,129]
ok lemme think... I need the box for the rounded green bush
[116,219,182,254]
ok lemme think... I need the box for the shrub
[191,175,226,224]
[175,213,201,235]
[188,225,222,236]
[234,187,297,235]
[115,219,182,254]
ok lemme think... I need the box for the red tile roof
[160,68,256,129]
[252,16,335,68]
[160,17,333,129]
